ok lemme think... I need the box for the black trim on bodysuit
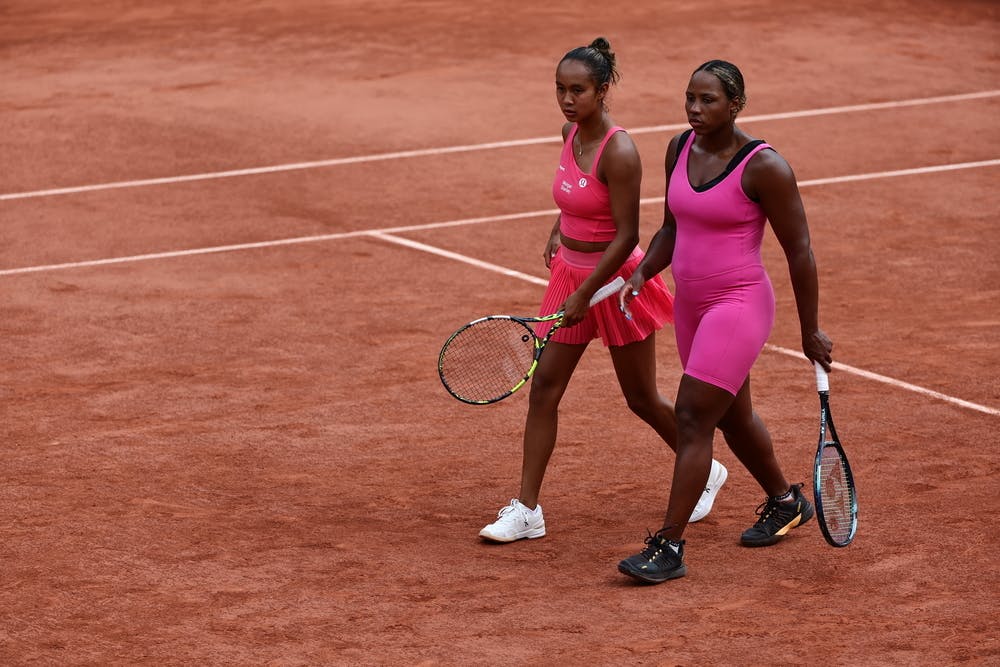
[680,129,767,194]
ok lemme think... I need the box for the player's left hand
[803,329,833,372]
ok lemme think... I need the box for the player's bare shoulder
[743,143,799,199]
[604,128,640,160]
[664,132,686,172]
[745,144,796,182]
[601,128,642,176]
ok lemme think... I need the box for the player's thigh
[608,334,659,396]
[687,301,769,393]
[530,341,588,393]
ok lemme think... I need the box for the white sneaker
[479,499,546,542]
[689,460,728,523]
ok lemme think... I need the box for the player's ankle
[771,487,795,504]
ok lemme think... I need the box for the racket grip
[589,276,626,307]
[814,362,830,392]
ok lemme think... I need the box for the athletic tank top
[552,124,624,243]
[667,130,773,281]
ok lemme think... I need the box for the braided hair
[693,60,747,113]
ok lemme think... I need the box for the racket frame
[438,277,624,405]
[813,364,859,547]
[438,311,561,405]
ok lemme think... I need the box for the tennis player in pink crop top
[479,39,731,548]
[617,60,832,585]
[539,121,674,347]
[551,124,621,244]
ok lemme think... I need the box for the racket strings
[439,318,537,402]
[818,447,853,542]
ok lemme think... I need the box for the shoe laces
[494,500,526,524]
[639,530,682,562]
[753,494,797,528]
[753,499,779,525]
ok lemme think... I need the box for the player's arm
[561,131,641,323]
[635,133,683,282]
[746,150,833,370]
[620,133,682,311]
[544,122,577,268]
[544,215,561,269]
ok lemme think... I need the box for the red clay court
[2,1,998,664]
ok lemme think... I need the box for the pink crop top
[551,124,625,243]
[667,130,773,281]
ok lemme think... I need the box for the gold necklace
[576,127,603,156]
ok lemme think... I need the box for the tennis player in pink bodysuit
[617,60,833,584]
[479,39,730,545]
[668,128,777,395]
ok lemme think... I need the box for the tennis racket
[813,363,858,547]
[438,276,625,405]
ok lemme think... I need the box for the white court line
[766,345,1000,417]
[2,163,996,419]
[369,232,548,287]
[3,157,996,277]
[0,210,562,276]
[376,229,999,417]
[374,230,999,417]
[2,90,998,202]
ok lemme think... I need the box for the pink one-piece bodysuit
[667,130,775,395]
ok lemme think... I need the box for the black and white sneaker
[740,483,814,547]
[618,532,687,584]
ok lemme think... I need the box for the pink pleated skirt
[537,245,674,347]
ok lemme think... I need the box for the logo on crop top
[560,179,572,194]
[578,177,588,188]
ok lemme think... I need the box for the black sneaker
[740,483,815,547]
[618,532,687,584]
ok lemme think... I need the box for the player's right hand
[619,275,644,321]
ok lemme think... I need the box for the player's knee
[718,410,761,438]
[674,403,719,445]
[624,392,666,422]
[527,373,567,409]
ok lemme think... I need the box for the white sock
[772,489,795,504]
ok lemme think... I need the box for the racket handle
[814,362,830,392]
[589,276,626,307]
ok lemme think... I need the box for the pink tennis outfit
[668,130,775,395]
[538,124,674,347]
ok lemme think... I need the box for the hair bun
[589,37,611,52]
[560,37,620,87]
[588,37,616,72]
